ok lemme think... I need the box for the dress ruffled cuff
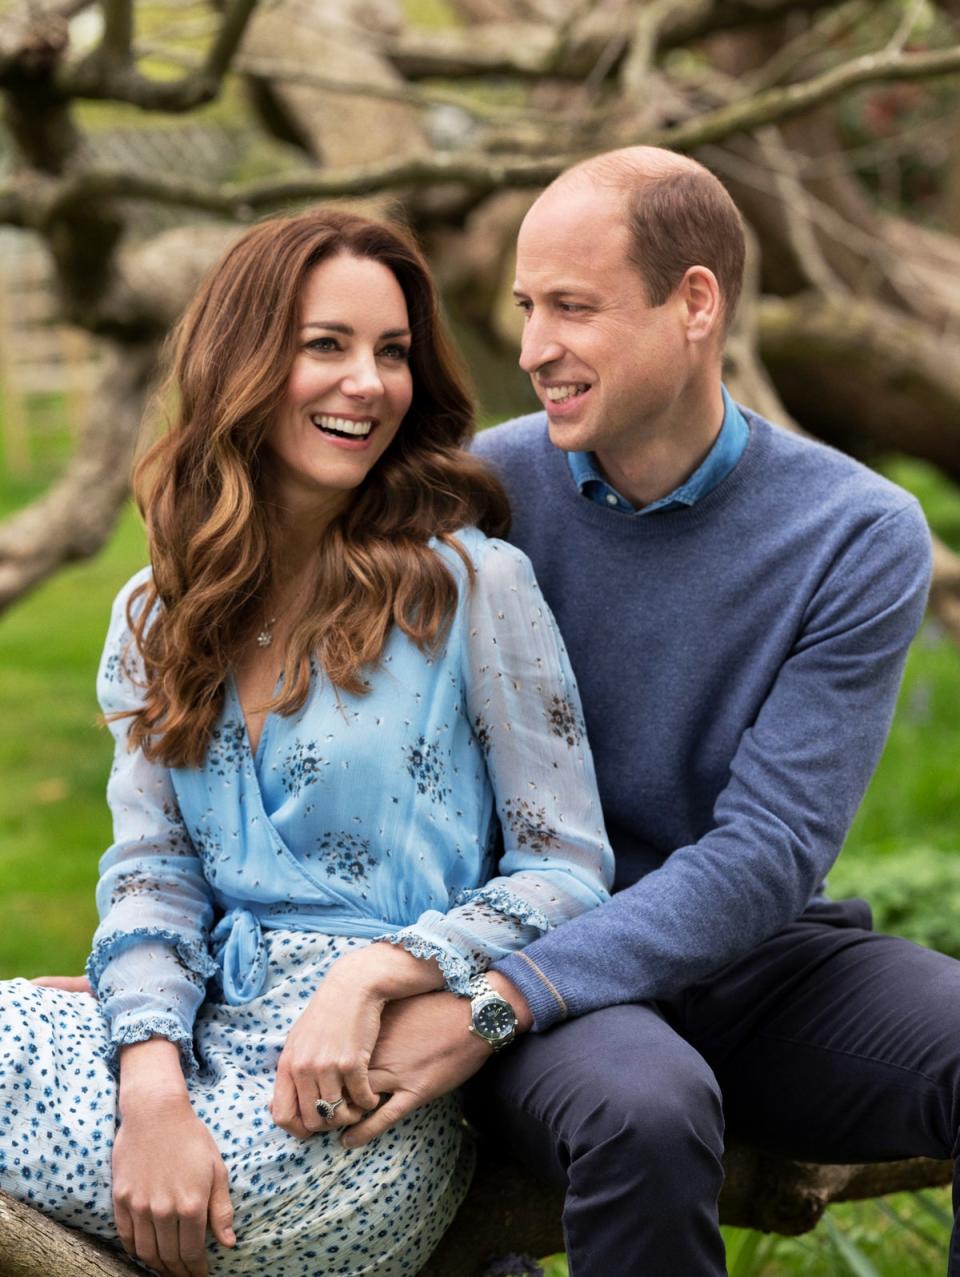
[86,927,219,993]
[452,884,551,935]
[104,1013,200,1077]
[377,930,481,997]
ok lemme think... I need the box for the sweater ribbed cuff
[494,950,568,1033]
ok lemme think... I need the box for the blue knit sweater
[476,410,932,1031]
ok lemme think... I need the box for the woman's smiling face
[264,252,414,516]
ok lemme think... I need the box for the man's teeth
[544,384,589,403]
[311,415,373,437]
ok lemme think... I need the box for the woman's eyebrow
[301,322,411,339]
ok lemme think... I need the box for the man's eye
[559,303,585,314]
[514,299,532,315]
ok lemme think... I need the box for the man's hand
[271,941,444,1139]
[342,972,532,1149]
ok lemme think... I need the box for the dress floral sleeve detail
[89,569,218,1075]
[379,533,614,995]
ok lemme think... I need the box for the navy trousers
[468,901,960,1276]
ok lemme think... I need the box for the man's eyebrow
[301,322,412,338]
[511,286,598,302]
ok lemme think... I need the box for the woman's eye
[307,336,340,352]
[380,344,411,362]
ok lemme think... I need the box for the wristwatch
[467,974,518,1051]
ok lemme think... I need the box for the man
[341,146,960,1276]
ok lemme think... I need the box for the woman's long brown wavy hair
[124,208,510,769]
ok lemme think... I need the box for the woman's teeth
[311,415,374,438]
[544,384,589,403]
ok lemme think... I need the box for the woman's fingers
[177,1206,212,1277]
[208,1162,237,1251]
[154,1208,191,1277]
[31,975,93,995]
[114,1199,136,1260]
[130,1209,162,1275]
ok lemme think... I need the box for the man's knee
[569,1031,723,1172]
[481,1004,724,1176]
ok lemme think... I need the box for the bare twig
[654,42,960,149]
[886,0,929,54]
[620,0,711,99]
[745,0,870,93]
[755,126,849,295]
[384,0,852,81]
[99,0,132,64]
[62,0,259,110]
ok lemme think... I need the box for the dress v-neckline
[228,671,279,769]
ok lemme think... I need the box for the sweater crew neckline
[544,413,770,538]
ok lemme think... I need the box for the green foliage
[880,456,960,554]
[830,845,960,957]
[0,503,147,975]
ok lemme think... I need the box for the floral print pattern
[502,797,563,855]
[546,692,584,747]
[314,832,377,883]
[280,740,326,797]
[205,720,246,776]
[404,734,451,804]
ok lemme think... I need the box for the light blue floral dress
[0,527,613,1275]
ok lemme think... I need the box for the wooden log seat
[0,1142,951,1276]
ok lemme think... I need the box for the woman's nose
[341,352,383,398]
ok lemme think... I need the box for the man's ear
[679,266,722,343]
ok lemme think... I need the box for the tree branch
[62,0,259,111]
[758,291,960,480]
[383,0,851,81]
[652,43,960,150]
[0,339,156,614]
[99,0,132,65]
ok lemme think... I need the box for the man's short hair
[564,150,746,325]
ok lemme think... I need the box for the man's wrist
[484,971,534,1034]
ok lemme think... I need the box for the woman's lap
[0,932,473,1276]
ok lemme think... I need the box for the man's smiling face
[514,180,692,463]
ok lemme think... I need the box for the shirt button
[605,493,618,506]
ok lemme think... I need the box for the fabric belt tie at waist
[212,908,268,1005]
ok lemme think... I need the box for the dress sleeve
[383,538,614,995]
[86,570,218,1075]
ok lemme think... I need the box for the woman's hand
[270,942,443,1141]
[31,974,93,994]
[115,1040,235,1277]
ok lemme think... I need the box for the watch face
[475,999,515,1040]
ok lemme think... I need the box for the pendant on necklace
[256,616,278,648]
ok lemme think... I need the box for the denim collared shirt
[567,385,750,514]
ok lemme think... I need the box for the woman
[0,209,613,1276]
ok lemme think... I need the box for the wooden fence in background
[0,231,101,478]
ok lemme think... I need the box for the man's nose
[519,314,564,374]
[341,351,384,397]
